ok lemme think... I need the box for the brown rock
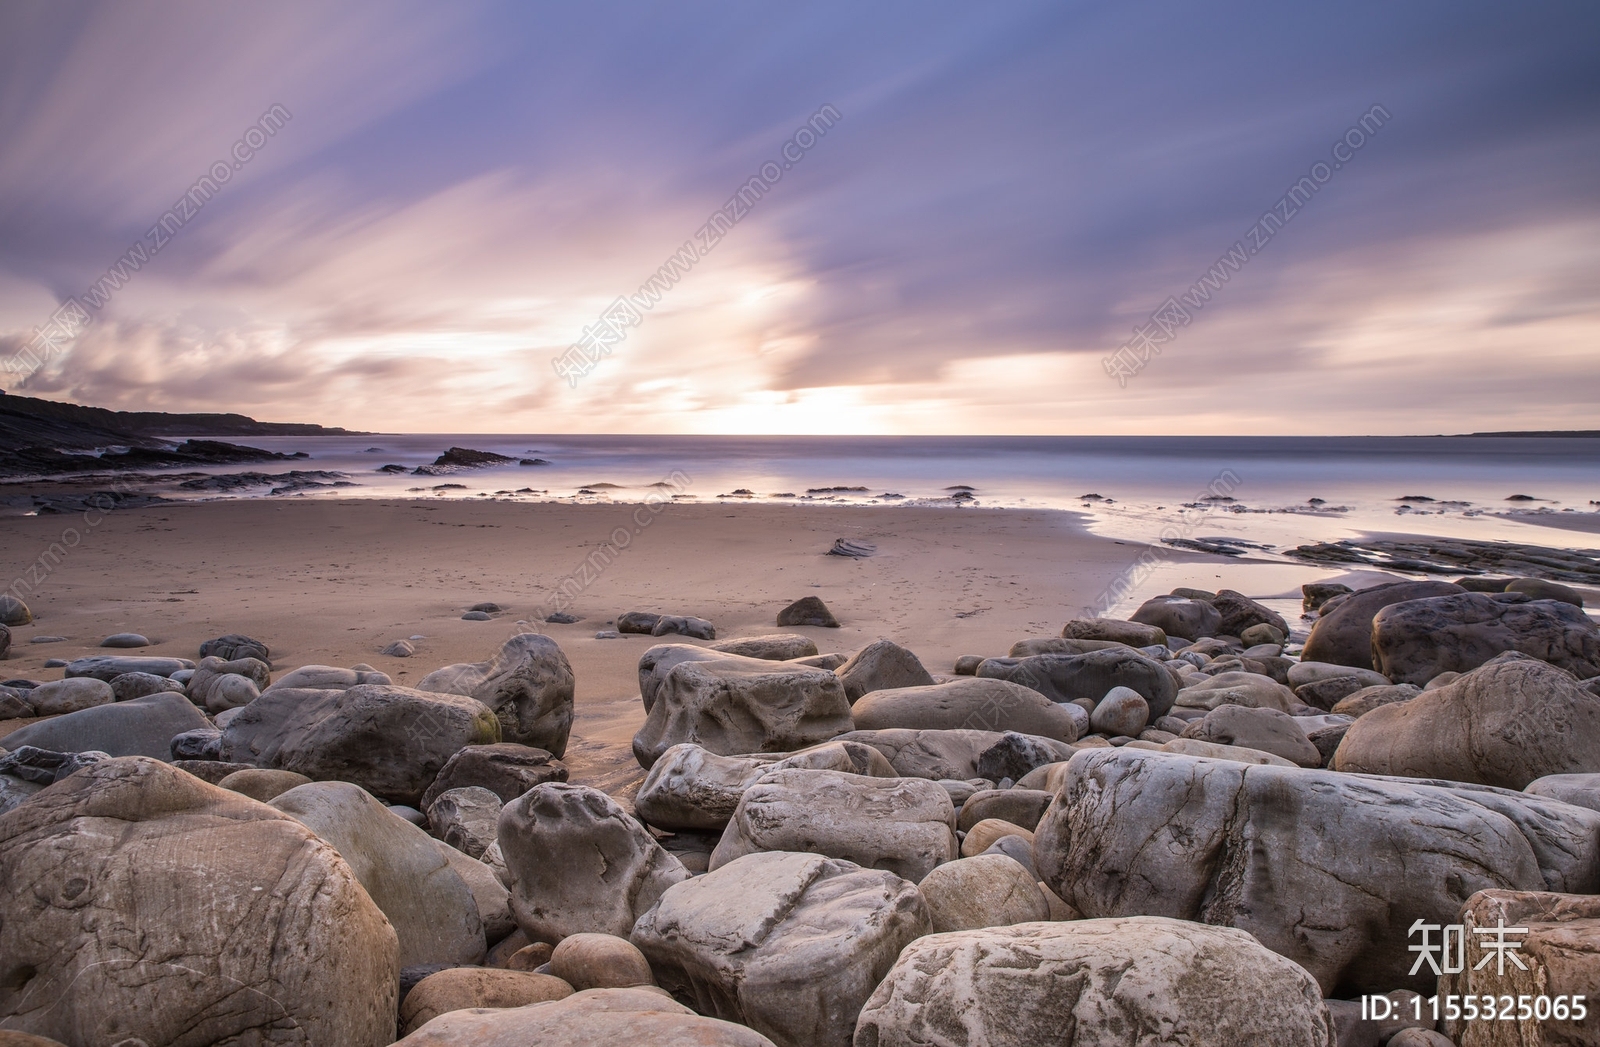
[399,967,573,1036]
[549,932,655,990]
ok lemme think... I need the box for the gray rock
[272,780,485,967]
[221,684,501,805]
[1331,682,1421,717]
[1060,617,1166,647]
[420,742,568,808]
[2,691,210,760]
[0,772,43,815]
[1505,576,1584,606]
[651,615,716,640]
[170,728,224,762]
[709,768,957,882]
[976,648,1178,718]
[1333,654,1600,788]
[837,728,1009,781]
[855,917,1335,1047]
[417,633,576,757]
[382,639,417,657]
[266,664,392,691]
[1032,747,1588,993]
[1307,724,1350,766]
[0,622,8,660]
[390,984,777,1045]
[1302,580,1465,670]
[1373,591,1600,684]
[980,834,1040,880]
[708,634,819,660]
[776,596,839,628]
[427,785,503,859]
[199,633,271,662]
[0,593,32,626]
[632,851,930,1047]
[634,740,894,832]
[108,671,185,702]
[1302,581,1353,613]
[1287,661,1392,689]
[1293,675,1369,710]
[461,610,493,621]
[1525,772,1600,813]
[1180,705,1321,767]
[1212,589,1290,639]
[0,745,111,784]
[852,677,1085,742]
[616,611,663,633]
[632,655,852,769]
[0,687,32,719]
[957,788,1053,832]
[1130,594,1223,641]
[1175,670,1297,712]
[1240,623,1286,647]
[916,853,1049,933]
[99,632,150,648]
[63,654,195,682]
[0,758,398,1046]
[187,655,270,711]
[975,731,1077,782]
[28,677,114,715]
[836,639,934,703]
[1088,685,1148,737]
[499,782,689,942]
[433,840,516,945]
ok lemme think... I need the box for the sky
[0,1,1596,436]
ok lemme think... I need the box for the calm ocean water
[205,433,1598,554]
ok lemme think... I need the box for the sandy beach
[1,498,1152,792]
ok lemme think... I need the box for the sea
[32,433,1600,628]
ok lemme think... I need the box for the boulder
[1303,581,1353,613]
[1159,738,1298,766]
[399,967,573,1037]
[1,691,209,760]
[1525,772,1600,813]
[0,758,397,1045]
[836,640,934,703]
[1087,685,1147,737]
[266,664,390,691]
[1331,682,1420,717]
[974,731,1078,782]
[1240,623,1286,647]
[652,615,716,640]
[635,740,895,832]
[1292,675,1370,710]
[975,648,1178,718]
[632,851,930,1047]
[709,633,820,659]
[0,774,44,815]
[1372,592,1600,684]
[221,684,500,805]
[709,768,957,882]
[1505,576,1584,606]
[62,654,194,681]
[391,986,777,1046]
[271,780,486,967]
[108,671,185,702]
[616,611,663,633]
[549,932,654,991]
[98,632,150,648]
[0,594,32,626]
[170,728,224,761]
[420,742,568,808]
[427,785,503,859]
[632,656,852,769]
[1175,670,1297,712]
[1301,580,1465,670]
[957,788,1053,832]
[851,678,1084,742]
[777,596,839,628]
[218,767,312,802]
[27,677,113,716]
[498,783,688,942]
[1130,595,1223,641]
[854,917,1335,1047]
[418,633,576,756]
[1180,705,1321,767]
[1438,890,1600,1047]
[1209,588,1290,638]
[1032,747,1589,994]
[1060,617,1166,647]
[200,632,271,662]
[961,818,1031,857]
[1287,661,1393,690]
[435,841,516,944]
[187,655,270,712]
[835,728,1007,781]
[1333,654,1600,788]
[917,853,1050,933]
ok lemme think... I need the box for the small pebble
[30,635,67,644]
[461,611,492,621]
